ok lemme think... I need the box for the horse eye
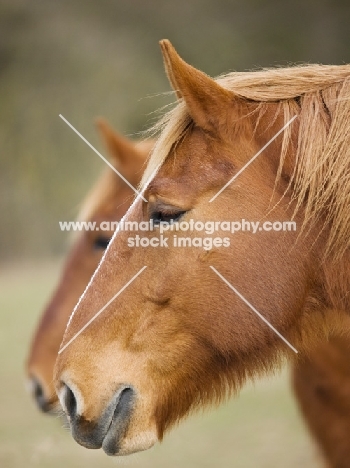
[151,209,186,225]
[93,236,111,250]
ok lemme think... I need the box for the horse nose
[60,381,78,419]
[27,375,55,413]
[58,381,135,453]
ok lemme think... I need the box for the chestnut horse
[54,41,350,463]
[26,119,152,412]
[292,331,350,466]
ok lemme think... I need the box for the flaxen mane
[142,65,350,259]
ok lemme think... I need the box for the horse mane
[142,64,350,259]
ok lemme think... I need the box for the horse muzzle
[26,374,58,414]
[58,381,135,455]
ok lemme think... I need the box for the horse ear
[95,118,144,167]
[159,40,235,133]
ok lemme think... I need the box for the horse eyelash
[151,208,186,224]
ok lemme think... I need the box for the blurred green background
[1,0,350,466]
[1,0,350,260]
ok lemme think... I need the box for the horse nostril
[102,386,135,455]
[113,387,135,421]
[60,382,78,419]
[28,376,52,413]
[56,383,135,452]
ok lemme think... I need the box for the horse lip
[35,394,57,413]
[102,386,135,456]
[40,399,60,414]
[68,386,134,452]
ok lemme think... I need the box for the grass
[0,261,322,467]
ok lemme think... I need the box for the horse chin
[102,430,158,456]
